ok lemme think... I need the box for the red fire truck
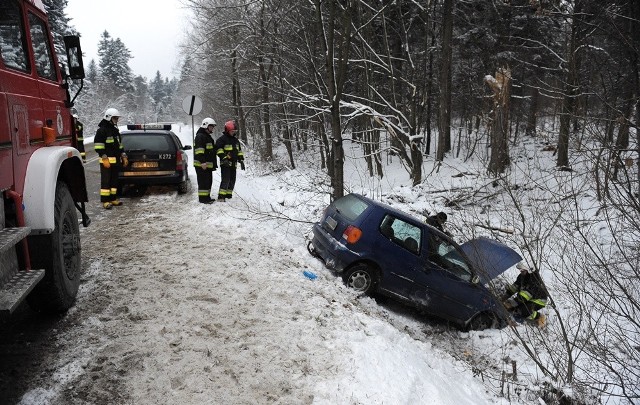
[1,0,90,318]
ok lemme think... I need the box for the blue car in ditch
[308,193,522,330]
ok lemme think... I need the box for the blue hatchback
[309,193,522,330]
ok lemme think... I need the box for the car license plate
[325,216,337,230]
[132,161,158,168]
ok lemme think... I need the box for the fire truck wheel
[27,181,81,313]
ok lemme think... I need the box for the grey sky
[65,0,189,80]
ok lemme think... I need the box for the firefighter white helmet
[201,117,216,128]
[516,261,533,273]
[72,113,79,119]
[104,108,121,121]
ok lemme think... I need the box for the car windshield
[333,194,369,221]
[122,134,172,153]
[427,234,473,281]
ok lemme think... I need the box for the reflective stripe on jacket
[193,127,217,169]
[215,132,244,167]
[94,119,123,159]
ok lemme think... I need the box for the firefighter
[94,108,127,209]
[194,117,217,204]
[73,113,86,163]
[426,212,449,235]
[502,261,548,328]
[215,120,244,201]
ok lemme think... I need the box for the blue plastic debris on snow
[303,270,317,280]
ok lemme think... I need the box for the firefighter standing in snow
[194,117,217,204]
[73,113,86,163]
[215,120,244,201]
[94,108,127,209]
[502,261,548,327]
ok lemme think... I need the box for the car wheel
[466,312,498,331]
[27,181,81,313]
[343,264,378,295]
[177,179,189,194]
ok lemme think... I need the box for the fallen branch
[474,222,515,234]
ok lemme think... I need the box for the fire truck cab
[1,0,89,318]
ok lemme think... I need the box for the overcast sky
[65,0,189,80]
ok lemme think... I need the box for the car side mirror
[183,145,192,150]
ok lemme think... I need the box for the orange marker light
[342,225,362,244]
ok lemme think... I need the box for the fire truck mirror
[63,35,85,80]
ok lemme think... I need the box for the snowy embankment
[19,124,535,404]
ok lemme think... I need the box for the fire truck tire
[27,181,81,313]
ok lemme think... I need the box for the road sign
[182,95,202,116]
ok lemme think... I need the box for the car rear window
[333,194,369,221]
[122,133,173,152]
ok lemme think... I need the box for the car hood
[459,237,522,284]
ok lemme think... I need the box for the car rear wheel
[343,264,378,295]
[177,179,189,194]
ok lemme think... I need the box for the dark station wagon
[309,193,523,330]
[118,124,191,195]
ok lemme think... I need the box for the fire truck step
[0,269,45,318]
[0,227,31,255]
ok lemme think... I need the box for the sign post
[182,95,203,147]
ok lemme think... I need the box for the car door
[374,214,426,302]
[408,231,491,323]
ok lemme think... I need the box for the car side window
[379,215,421,255]
[426,233,472,281]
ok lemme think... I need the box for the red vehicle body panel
[0,0,75,195]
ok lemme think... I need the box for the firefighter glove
[121,154,129,167]
[201,163,207,170]
[503,298,518,310]
[101,155,111,168]
[240,161,245,170]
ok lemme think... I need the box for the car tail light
[176,152,184,170]
[342,225,362,244]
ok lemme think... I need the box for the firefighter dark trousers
[195,167,213,202]
[218,166,236,200]
[100,164,120,203]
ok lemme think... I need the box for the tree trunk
[557,0,583,169]
[231,50,246,143]
[486,67,511,175]
[316,0,353,200]
[437,0,454,161]
[258,10,273,160]
[525,86,539,137]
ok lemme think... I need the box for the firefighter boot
[537,314,546,328]
[111,199,122,206]
[103,202,113,210]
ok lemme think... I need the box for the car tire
[343,263,379,295]
[27,181,81,313]
[466,312,498,331]
[177,179,189,195]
